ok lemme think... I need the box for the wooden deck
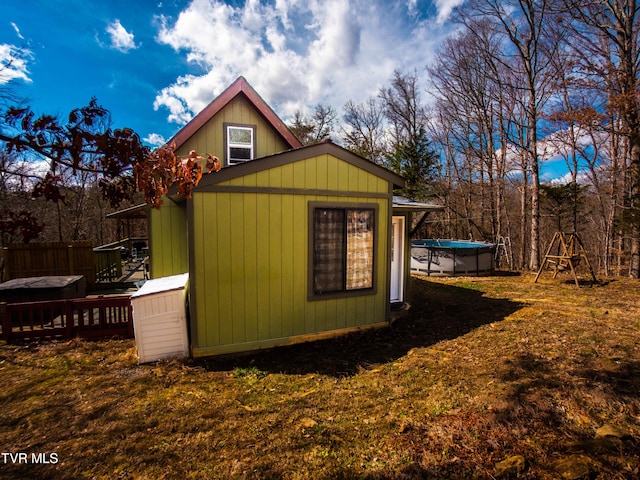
[1,295,133,342]
[94,257,148,293]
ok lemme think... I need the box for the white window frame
[225,124,255,164]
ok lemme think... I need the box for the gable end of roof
[168,77,302,151]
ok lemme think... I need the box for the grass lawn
[1,273,639,479]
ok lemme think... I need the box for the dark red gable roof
[168,76,302,150]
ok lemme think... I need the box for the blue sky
[1,0,464,147]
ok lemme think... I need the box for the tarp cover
[0,275,84,290]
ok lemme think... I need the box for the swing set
[534,232,597,287]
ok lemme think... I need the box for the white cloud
[143,133,167,147]
[434,0,465,24]
[497,125,609,183]
[106,19,138,53]
[152,0,458,126]
[11,22,25,40]
[549,168,596,187]
[0,44,32,84]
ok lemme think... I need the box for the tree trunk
[530,149,540,270]
[519,161,529,269]
[629,143,640,277]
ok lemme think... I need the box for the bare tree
[380,70,437,200]
[562,0,640,277]
[429,21,510,241]
[341,97,387,163]
[461,0,559,270]
[288,105,337,146]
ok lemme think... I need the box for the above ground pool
[411,239,496,276]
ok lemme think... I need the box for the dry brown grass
[1,273,639,479]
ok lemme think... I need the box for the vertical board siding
[315,155,328,190]
[304,154,318,189]
[190,155,392,356]
[209,155,391,195]
[198,194,218,346]
[230,194,246,343]
[243,194,259,343]
[280,194,295,338]
[291,193,307,337]
[150,203,188,279]
[280,162,294,188]
[269,165,282,188]
[269,195,283,340]
[215,193,233,345]
[257,194,272,341]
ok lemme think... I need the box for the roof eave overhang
[392,204,445,213]
[392,196,445,213]
[193,141,405,192]
[106,203,148,220]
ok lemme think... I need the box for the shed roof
[106,203,147,220]
[392,196,444,212]
[168,76,302,151]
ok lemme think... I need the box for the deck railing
[94,247,123,282]
[1,296,133,342]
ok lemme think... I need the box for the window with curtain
[312,207,375,295]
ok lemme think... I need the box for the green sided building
[148,77,431,358]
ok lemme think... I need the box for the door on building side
[390,216,405,303]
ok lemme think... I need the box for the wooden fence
[1,296,133,342]
[2,242,96,291]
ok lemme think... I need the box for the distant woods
[429,0,640,278]
[1,0,640,277]
[295,0,640,278]
[0,99,205,247]
[291,70,439,202]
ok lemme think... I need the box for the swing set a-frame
[534,232,597,287]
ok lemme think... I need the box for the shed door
[390,216,405,302]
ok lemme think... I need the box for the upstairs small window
[226,124,255,164]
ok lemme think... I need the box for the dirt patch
[1,274,639,479]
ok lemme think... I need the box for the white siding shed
[131,273,189,363]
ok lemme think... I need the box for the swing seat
[535,232,596,287]
[555,256,580,272]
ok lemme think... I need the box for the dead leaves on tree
[2,99,221,209]
[134,143,220,208]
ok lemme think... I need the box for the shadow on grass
[488,353,640,478]
[492,269,522,277]
[199,277,524,377]
[492,353,569,434]
[495,348,640,413]
[572,358,640,400]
